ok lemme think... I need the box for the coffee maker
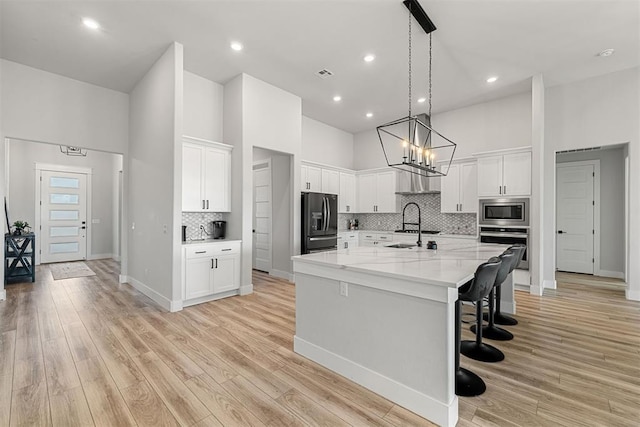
[211,221,226,239]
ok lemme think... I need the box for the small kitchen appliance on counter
[211,220,226,239]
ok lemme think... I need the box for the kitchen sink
[386,243,416,249]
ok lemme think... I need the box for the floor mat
[49,262,96,280]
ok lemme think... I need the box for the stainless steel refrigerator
[301,192,338,254]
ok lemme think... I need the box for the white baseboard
[294,336,458,427]
[123,275,181,312]
[501,300,516,315]
[88,253,113,260]
[597,270,625,280]
[543,279,557,290]
[119,274,127,284]
[530,284,544,296]
[514,283,530,292]
[182,289,239,307]
[0,289,6,301]
[239,283,253,296]
[112,255,121,262]
[270,269,294,282]
[626,288,640,301]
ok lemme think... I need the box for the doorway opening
[555,144,627,288]
[4,138,124,272]
[252,147,293,282]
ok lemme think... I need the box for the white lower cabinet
[359,232,394,247]
[183,241,241,305]
[338,232,359,249]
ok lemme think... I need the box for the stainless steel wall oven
[479,227,529,270]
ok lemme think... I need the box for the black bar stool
[455,257,502,397]
[491,244,526,326]
[471,249,517,341]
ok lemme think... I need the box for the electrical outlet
[339,281,348,297]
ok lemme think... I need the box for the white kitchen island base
[293,240,513,427]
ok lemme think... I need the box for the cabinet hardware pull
[202,200,205,209]
[503,185,507,194]
[195,251,206,254]
[221,248,231,251]
[499,186,502,194]
[206,200,209,209]
[211,259,214,269]
[215,258,218,268]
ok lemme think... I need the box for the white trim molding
[597,270,625,280]
[239,283,254,295]
[270,269,294,282]
[0,289,6,301]
[124,275,181,312]
[543,279,557,290]
[626,288,640,301]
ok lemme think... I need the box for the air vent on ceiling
[557,147,602,154]
[315,68,334,79]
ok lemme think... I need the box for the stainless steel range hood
[395,114,441,195]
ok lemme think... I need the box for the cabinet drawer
[185,241,241,259]
[361,234,376,241]
[377,234,393,241]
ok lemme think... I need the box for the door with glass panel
[40,170,88,263]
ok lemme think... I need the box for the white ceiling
[1,0,638,134]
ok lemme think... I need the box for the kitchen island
[292,238,513,427]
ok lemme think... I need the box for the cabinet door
[307,166,322,192]
[300,165,308,191]
[185,257,213,299]
[339,172,356,213]
[182,143,204,211]
[375,171,398,213]
[212,254,240,293]
[204,147,230,211]
[502,152,531,196]
[357,174,377,213]
[459,162,478,213]
[477,156,503,197]
[321,169,340,195]
[440,164,460,213]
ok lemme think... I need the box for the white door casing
[37,166,91,264]
[253,160,272,273]
[556,162,597,274]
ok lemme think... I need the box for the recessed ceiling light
[230,42,243,51]
[364,54,375,62]
[366,112,373,118]
[82,18,100,30]
[333,95,342,102]
[597,48,615,57]
[486,76,498,83]
[417,97,426,103]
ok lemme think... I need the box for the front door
[253,161,272,272]
[39,170,88,263]
[556,163,594,274]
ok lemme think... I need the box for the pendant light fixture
[377,0,456,178]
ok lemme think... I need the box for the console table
[5,233,36,283]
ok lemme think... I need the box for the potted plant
[12,220,30,235]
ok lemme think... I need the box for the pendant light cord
[408,2,412,119]
[428,32,432,118]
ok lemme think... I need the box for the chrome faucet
[402,202,422,247]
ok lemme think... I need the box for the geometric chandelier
[377,0,456,177]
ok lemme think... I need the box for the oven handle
[480,232,528,238]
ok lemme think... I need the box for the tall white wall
[557,147,626,275]
[127,42,184,309]
[544,67,640,299]
[353,92,532,170]
[183,71,223,142]
[0,59,129,298]
[225,74,302,291]
[6,139,121,259]
[302,116,354,169]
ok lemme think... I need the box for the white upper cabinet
[441,161,478,213]
[477,150,531,197]
[301,164,322,192]
[357,170,399,213]
[321,169,340,195]
[182,137,232,212]
[339,172,356,213]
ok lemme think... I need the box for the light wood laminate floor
[1,260,638,426]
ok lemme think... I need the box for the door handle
[557,230,564,234]
[81,226,86,229]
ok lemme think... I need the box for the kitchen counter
[292,239,511,427]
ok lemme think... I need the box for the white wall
[225,74,302,292]
[544,67,640,299]
[302,116,354,169]
[0,59,129,298]
[353,92,532,170]
[557,147,625,275]
[127,42,184,310]
[183,71,223,142]
[6,139,121,259]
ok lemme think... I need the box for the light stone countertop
[293,238,507,288]
[182,238,241,246]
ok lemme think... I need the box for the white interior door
[253,161,272,272]
[556,163,594,274]
[40,170,88,263]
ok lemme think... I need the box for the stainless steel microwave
[479,198,529,227]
